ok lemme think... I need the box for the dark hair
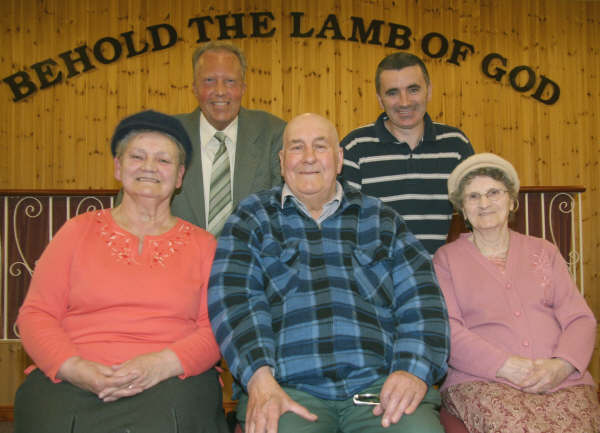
[375,52,430,93]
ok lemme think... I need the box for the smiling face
[279,114,343,210]
[376,65,431,135]
[114,131,185,201]
[193,49,246,131]
[462,175,513,234]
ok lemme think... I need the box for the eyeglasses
[464,188,508,205]
[352,393,380,406]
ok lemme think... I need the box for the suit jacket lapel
[233,107,263,205]
[178,108,206,226]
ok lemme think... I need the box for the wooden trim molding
[0,189,119,196]
[0,186,585,195]
[519,186,585,193]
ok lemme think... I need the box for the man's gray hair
[192,41,247,81]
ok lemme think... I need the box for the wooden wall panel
[0,0,599,401]
[0,342,28,407]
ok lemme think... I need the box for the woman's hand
[496,356,575,393]
[496,356,536,386]
[57,356,135,396]
[98,349,184,402]
[520,358,575,393]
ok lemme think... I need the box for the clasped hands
[57,349,183,402]
[244,366,427,433]
[496,356,575,394]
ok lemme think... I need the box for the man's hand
[372,371,427,427]
[57,356,134,396]
[520,358,575,394]
[245,366,317,433]
[99,349,184,402]
[495,356,536,387]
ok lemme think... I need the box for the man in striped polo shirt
[341,53,474,255]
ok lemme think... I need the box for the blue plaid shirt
[208,183,449,400]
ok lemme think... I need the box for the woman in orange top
[15,110,227,433]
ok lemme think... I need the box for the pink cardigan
[433,230,596,392]
[17,209,221,382]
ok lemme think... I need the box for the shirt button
[506,282,512,289]
[514,311,521,317]
[522,340,529,347]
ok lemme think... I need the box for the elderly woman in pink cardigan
[433,153,599,432]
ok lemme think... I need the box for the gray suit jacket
[171,107,286,228]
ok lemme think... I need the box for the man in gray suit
[172,41,286,233]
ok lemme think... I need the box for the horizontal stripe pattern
[341,112,474,255]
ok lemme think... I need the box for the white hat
[448,153,520,197]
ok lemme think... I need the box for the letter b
[3,71,37,102]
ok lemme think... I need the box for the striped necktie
[207,132,232,236]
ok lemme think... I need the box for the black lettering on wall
[3,71,38,101]
[93,37,123,64]
[147,24,178,51]
[315,14,345,40]
[188,16,214,43]
[421,32,449,58]
[531,75,560,105]
[348,17,384,45]
[482,52,508,81]
[58,45,96,79]
[385,22,411,49]
[215,13,247,39]
[121,31,150,58]
[250,12,276,37]
[290,12,314,37]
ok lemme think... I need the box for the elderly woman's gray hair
[114,130,188,168]
[447,153,520,211]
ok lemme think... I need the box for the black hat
[110,110,193,168]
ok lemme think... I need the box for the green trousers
[15,368,228,433]
[237,378,444,433]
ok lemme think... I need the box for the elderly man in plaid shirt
[208,113,449,433]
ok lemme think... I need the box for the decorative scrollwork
[568,249,581,269]
[13,322,21,339]
[548,192,580,284]
[554,193,575,214]
[75,196,107,216]
[548,192,575,248]
[11,196,44,277]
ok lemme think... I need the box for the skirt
[442,381,600,433]
[14,368,229,433]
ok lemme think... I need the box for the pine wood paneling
[1,0,599,406]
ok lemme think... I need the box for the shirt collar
[374,111,435,146]
[199,113,238,147]
[281,181,344,223]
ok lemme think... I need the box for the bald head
[283,113,339,147]
[280,113,343,213]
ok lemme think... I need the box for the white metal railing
[1,190,116,341]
